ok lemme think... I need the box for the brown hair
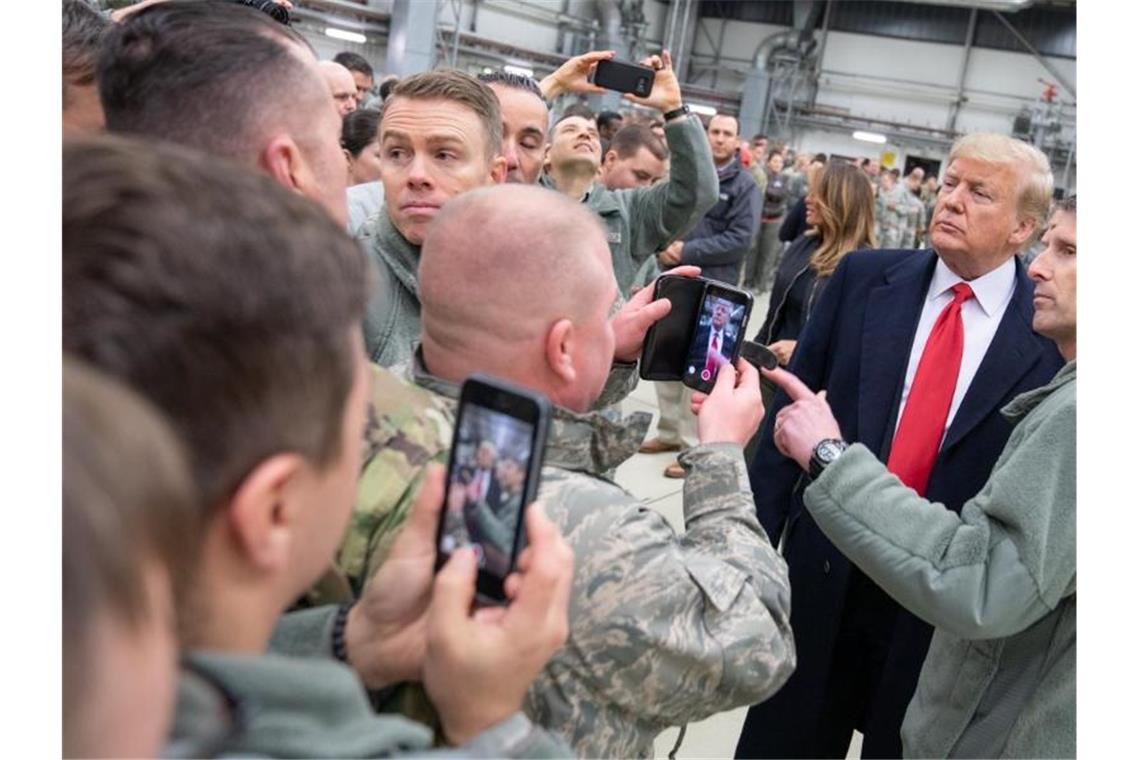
[63,357,198,751]
[63,0,109,94]
[387,69,503,163]
[609,124,668,161]
[62,136,368,510]
[808,161,878,277]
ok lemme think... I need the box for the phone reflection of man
[687,299,739,384]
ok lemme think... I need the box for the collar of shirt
[927,256,1016,318]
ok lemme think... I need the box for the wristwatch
[662,104,691,121]
[809,438,848,480]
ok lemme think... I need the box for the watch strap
[662,104,691,121]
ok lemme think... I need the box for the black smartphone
[639,274,706,382]
[590,58,655,97]
[681,283,754,393]
[436,374,551,605]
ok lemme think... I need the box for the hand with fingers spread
[623,50,684,115]
[539,50,616,100]
[763,367,842,471]
[345,464,447,689]
[611,265,701,362]
[694,359,766,446]
[424,503,574,745]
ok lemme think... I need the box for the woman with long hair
[757,160,877,365]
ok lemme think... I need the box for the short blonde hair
[948,132,1054,228]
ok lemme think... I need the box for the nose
[502,138,520,172]
[940,182,967,214]
[405,152,433,189]
[1027,250,1049,282]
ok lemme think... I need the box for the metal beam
[947,8,978,131]
[991,10,1075,98]
[386,0,439,76]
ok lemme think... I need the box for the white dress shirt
[893,257,1017,440]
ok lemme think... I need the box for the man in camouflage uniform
[918,174,940,247]
[875,169,905,248]
[406,184,796,758]
[898,167,926,248]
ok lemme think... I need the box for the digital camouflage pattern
[876,184,905,249]
[411,355,796,759]
[900,190,924,248]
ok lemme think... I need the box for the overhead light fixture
[853,130,887,144]
[690,104,718,117]
[503,64,535,78]
[325,27,366,44]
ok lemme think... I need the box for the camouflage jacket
[323,364,451,602]
[410,355,797,759]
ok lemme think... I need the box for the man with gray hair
[735,133,1065,759]
[412,183,795,758]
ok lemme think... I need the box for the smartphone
[681,283,754,393]
[436,374,551,604]
[639,274,706,382]
[590,58,655,97]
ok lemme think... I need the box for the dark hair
[388,70,503,161]
[379,75,398,100]
[63,136,368,510]
[889,167,901,178]
[597,110,624,130]
[98,0,319,160]
[63,357,199,755]
[560,102,596,122]
[608,124,668,161]
[334,51,374,79]
[813,152,828,164]
[751,133,768,143]
[1057,194,1076,214]
[341,107,382,157]
[478,69,544,102]
[708,113,740,135]
[63,0,110,100]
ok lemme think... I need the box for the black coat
[757,233,821,345]
[679,158,762,285]
[736,249,1064,758]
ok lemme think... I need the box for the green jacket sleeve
[621,115,718,263]
[804,395,1076,641]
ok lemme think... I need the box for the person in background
[63,358,200,759]
[779,152,828,244]
[762,194,1076,758]
[875,168,904,248]
[600,124,670,189]
[742,149,789,293]
[334,50,375,103]
[478,69,549,185]
[786,152,813,206]
[63,0,110,138]
[899,167,926,248]
[319,60,359,117]
[759,161,876,369]
[342,108,382,186]
[379,74,399,101]
[596,109,624,152]
[748,134,770,196]
[918,173,940,248]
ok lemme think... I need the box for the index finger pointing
[762,366,816,403]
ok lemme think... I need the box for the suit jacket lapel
[858,251,937,457]
[941,259,1043,452]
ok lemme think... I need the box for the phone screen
[682,286,750,393]
[439,400,537,589]
[639,275,706,381]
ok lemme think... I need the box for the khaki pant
[654,381,698,449]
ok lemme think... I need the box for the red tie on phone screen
[705,330,721,378]
[886,283,975,496]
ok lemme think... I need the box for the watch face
[818,440,844,464]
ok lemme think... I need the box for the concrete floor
[611,291,864,759]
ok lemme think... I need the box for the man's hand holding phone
[692,359,766,446]
[538,50,615,100]
[611,265,700,362]
[424,503,574,745]
[622,50,683,116]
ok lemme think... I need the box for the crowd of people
[62,1,1076,758]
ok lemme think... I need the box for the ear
[602,150,617,168]
[1007,215,1038,250]
[544,318,577,385]
[342,148,353,165]
[260,134,309,197]
[226,453,305,573]
[489,155,508,184]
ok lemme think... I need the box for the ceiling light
[853,130,887,144]
[503,64,535,78]
[325,27,366,44]
[690,104,718,117]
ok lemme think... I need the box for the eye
[384,147,408,162]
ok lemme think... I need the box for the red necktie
[887,282,975,495]
[705,330,721,376]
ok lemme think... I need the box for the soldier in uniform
[898,167,926,248]
[919,174,941,247]
[406,184,796,758]
[875,169,904,248]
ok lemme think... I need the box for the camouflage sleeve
[593,360,639,409]
[336,366,452,597]
[532,444,794,746]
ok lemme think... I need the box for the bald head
[319,60,358,116]
[420,185,617,409]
